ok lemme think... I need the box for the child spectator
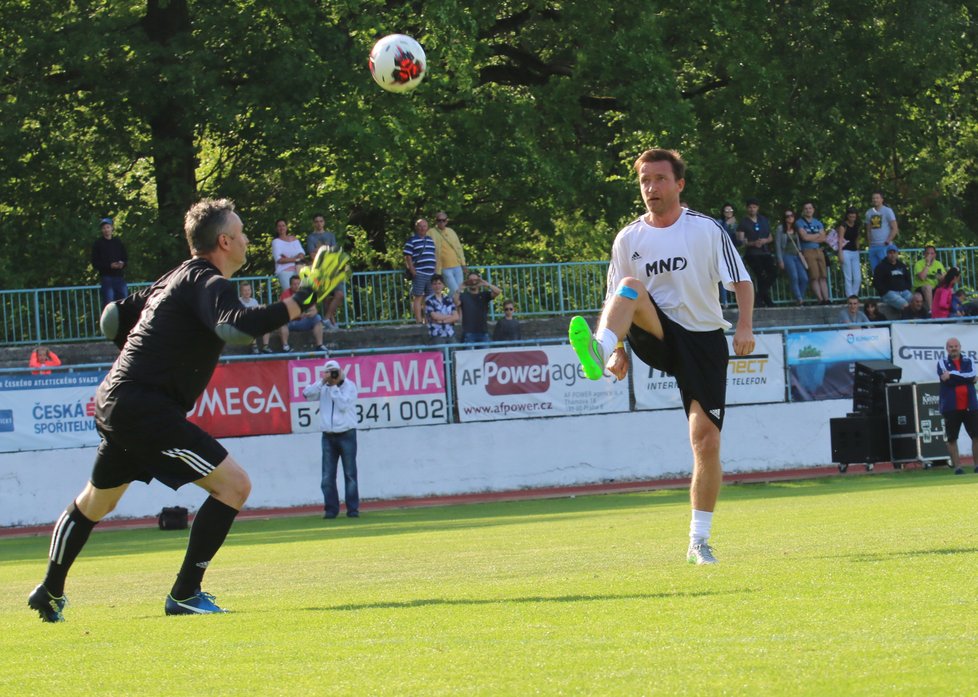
[863,299,885,322]
[238,282,273,353]
[30,346,61,375]
[931,267,963,319]
[492,301,522,341]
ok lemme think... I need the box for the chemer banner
[889,323,978,383]
[0,371,107,453]
[454,345,628,422]
[188,360,292,438]
[632,333,786,411]
[786,327,891,401]
[289,352,448,432]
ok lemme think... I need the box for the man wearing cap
[302,359,360,518]
[91,217,128,307]
[431,211,467,295]
[735,198,775,307]
[872,243,913,312]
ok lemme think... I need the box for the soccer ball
[369,34,426,93]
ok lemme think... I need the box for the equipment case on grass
[885,382,950,467]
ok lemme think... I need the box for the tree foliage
[0,0,975,289]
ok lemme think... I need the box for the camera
[328,370,340,379]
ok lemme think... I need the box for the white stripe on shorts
[162,448,216,477]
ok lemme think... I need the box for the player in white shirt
[568,148,755,565]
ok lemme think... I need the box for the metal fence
[4,248,977,346]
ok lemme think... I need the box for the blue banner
[786,328,891,401]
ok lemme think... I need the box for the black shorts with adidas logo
[91,384,228,491]
[626,299,729,430]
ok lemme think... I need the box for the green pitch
[2,471,976,695]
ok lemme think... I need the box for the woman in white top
[270,218,305,292]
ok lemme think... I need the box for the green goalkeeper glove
[290,247,351,307]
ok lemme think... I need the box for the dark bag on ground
[158,506,189,530]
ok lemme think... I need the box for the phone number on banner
[290,395,448,432]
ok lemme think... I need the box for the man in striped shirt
[403,218,437,324]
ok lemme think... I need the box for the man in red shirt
[937,337,978,474]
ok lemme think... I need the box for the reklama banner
[632,332,786,410]
[454,345,628,422]
[289,352,448,431]
[0,371,107,453]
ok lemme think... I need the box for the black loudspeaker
[831,415,889,464]
[853,360,902,416]
[886,383,917,436]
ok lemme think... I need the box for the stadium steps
[0,304,848,371]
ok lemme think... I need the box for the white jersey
[605,208,750,331]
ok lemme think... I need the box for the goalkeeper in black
[28,198,338,621]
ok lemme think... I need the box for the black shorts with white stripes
[91,387,227,491]
[627,299,729,430]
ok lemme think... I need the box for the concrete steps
[0,303,853,371]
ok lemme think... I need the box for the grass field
[2,470,977,696]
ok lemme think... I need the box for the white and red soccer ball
[369,34,426,93]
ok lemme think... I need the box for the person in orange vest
[29,346,61,375]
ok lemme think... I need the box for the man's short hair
[312,213,324,220]
[431,273,444,284]
[847,295,860,302]
[184,198,236,254]
[289,274,300,283]
[633,148,686,181]
[745,197,760,207]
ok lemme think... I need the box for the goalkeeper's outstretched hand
[290,247,351,307]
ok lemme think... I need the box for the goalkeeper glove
[292,247,351,307]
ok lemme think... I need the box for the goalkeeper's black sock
[170,496,239,599]
[42,501,98,597]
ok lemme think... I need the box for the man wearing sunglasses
[431,211,467,295]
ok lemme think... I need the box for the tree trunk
[143,0,196,266]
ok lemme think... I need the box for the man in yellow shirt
[431,211,467,295]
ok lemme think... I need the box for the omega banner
[889,323,978,383]
[632,332,786,410]
[0,371,108,453]
[454,345,629,422]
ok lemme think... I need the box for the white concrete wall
[0,399,866,527]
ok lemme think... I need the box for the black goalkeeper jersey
[97,258,290,415]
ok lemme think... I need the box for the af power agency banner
[454,345,628,422]
[632,333,786,410]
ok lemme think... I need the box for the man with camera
[302,359,360,518]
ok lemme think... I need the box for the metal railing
[3,248,976,346]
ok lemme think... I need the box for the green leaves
[1,0,976,290]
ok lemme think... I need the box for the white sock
[690,509,713,543]
[596,328,618,362]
